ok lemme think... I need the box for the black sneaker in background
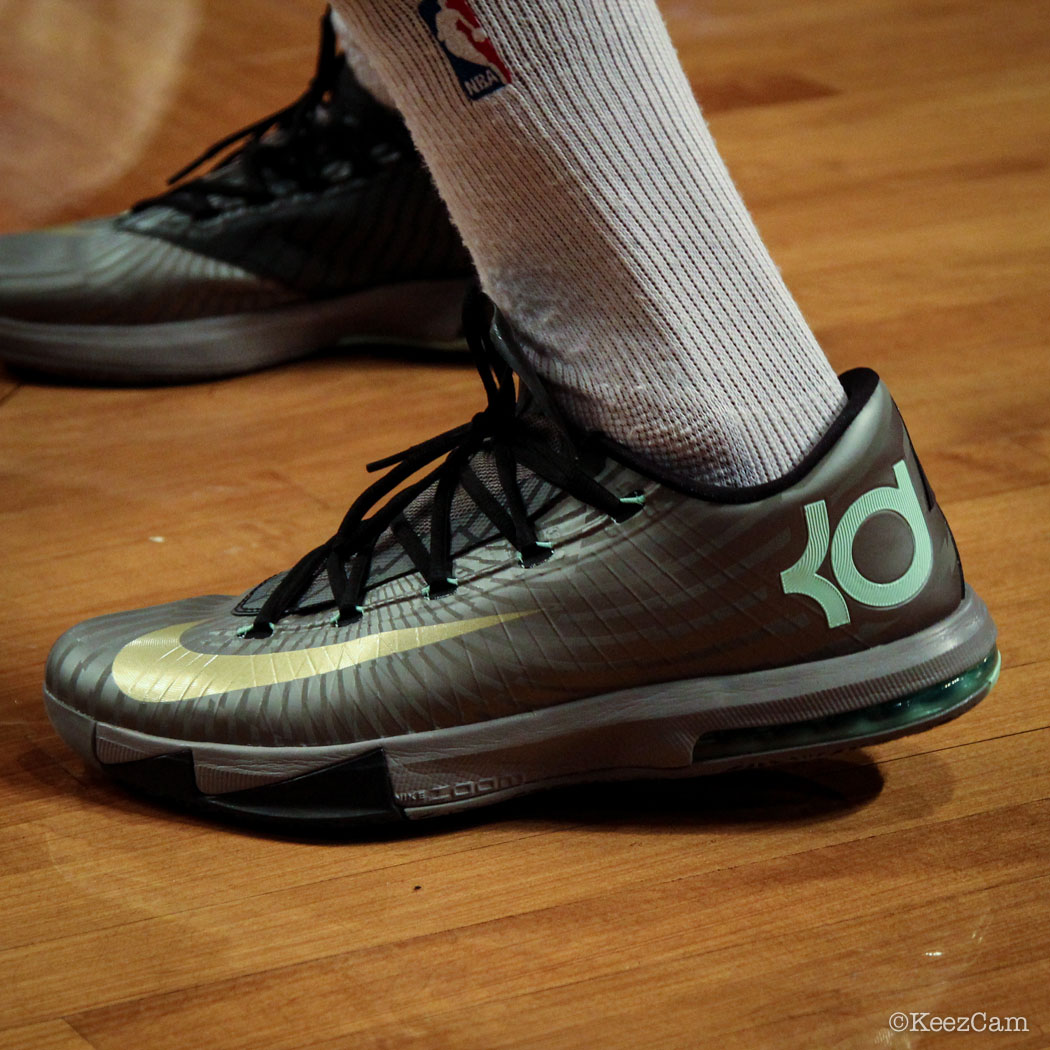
[0,9,473,383]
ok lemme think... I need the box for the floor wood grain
[1,1,1047,1047]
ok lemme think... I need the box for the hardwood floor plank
[65,801,1049,1050]
[0,1021,96,1050]
[5,731,1046,1029]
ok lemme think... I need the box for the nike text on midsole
[46,587,994,807]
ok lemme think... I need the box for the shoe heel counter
[779,375,965,640]
[911,424,966,582]
[843,383,965,633]
[900,423,966,621]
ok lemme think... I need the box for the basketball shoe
[0,10,472,383]
[43,294,999,826]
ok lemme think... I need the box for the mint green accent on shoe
[236,621,273,638]
[692,648,1001,764]
[517,542,554,567]
[831,460,933,609]
[781,459,934,628]
[780,501,850,629]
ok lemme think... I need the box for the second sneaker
[0,10,473,383]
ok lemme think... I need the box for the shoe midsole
[44,586,996,812]
[0,278,470,381]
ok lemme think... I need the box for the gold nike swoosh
[111,612,535,704]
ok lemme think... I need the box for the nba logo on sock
[418,0,512,101]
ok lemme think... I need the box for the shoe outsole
[43,590,999,831]
[0,278,470,383]
[79,649,999,830]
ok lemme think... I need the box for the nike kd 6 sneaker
[0,10,472,383]
[43,295,999,827]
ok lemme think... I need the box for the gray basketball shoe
[0,10,472,383]
[43,295,999,826]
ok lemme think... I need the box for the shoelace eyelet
[518,542,554,569]
[330,607,364,628]
[613,491,647,522]
[237,621,275,640]
[423,578,459,600]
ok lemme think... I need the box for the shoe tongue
[332,61,374,115]
[236,296,595,621]
[137,57,407,219]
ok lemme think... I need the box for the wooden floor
[2,1,1048,1047]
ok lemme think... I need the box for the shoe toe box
[0,222,101,317]
[44,595,237,745]
[0,217,292,324]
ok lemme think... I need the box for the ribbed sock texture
[332,0,846,486]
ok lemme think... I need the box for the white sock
[332,0,846,486]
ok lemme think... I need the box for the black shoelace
[242,293,645,638]
[133,8,398,219]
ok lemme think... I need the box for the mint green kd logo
[780,460,933,628]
